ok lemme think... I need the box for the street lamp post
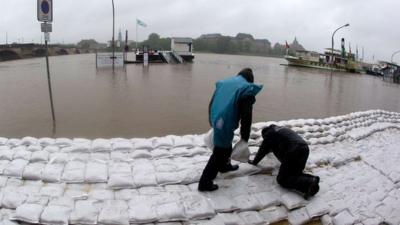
[331,23,350,70]
[111,0,115,71]
[391,50,400,64]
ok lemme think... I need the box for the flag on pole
[136,19,147,27]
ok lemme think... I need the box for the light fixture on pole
[331,23,350,69]
[391,50,400,64]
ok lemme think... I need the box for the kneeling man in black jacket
[249,124,320,199]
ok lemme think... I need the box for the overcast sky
[1,0,399,62]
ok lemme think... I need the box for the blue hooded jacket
[210,75,263,148]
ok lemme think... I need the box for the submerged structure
[133,37,194,64]
[0,110,399,224]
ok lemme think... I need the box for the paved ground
[0,110,399,225]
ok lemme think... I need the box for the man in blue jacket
[198,68,263,192]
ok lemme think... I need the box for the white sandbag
[92,138,112,152]
[156,172,183,186]
[130,149,152,159]
[0,176,7,187]
[6,138,21,147]
[109,161,131,174]
[4,177,23,187]
[164,184,190,193]
[38,137,55,147]
[114,189,139,201]
[22,162,45,180]
[0,137,8,145]
[151,149,171,159]
[181,192,215,220]
[113,140,134,151]
[332,209,358,225]
[154,200,186,222]
[43,145,60,153]
[138,186,166,195]
[49,152,68,164]
[30,151,49,162]
[98,200,129,225]
[48,196,75,209]
[110,151,130,161]
[64,189,88,200]
[231,140,250,163]
[132,138,154,150]
[85,161,108,183]
[3,159,28,178]
[133,172,157,187]
[91,152,110,161]
[25,194,49,206]
[253,192,280,209]
[88,189,114,201]
[128,196,157,224]
[280,192,306,210]
[69,200,99,225]
[306,198,330,218]
[172,135,194,148]
[259,206,288,224]
[55,138,72,147]
[154,158,177,172]
[26,145,42,152]
[237,211,265,225]
[73,138,91,144]
[61,160,86,183]
[153,136,174,149]
[192,134,207,147]
[288,207,311,225]
[178,168,202,185]
[67,142,91,153]
[0,149,13,161]
[17,182,42,195]
[108,173,135,189]
[40,183,65,198]
[41,163,65,182]
[11,203,44,224]
[21,137,38,146]
[40,205,71,225]
[205,194,238,213]
[216,213,245,225]
[1,189,27,209]
[170,147,190,157]
[321,214,333,225]
[187,147,208,157]
[233,194,262,212]
[12,149,31,161]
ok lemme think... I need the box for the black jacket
[252,125,307,164]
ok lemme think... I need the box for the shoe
[219,164,239,173]
[304,176,320,199]
[198,183,219,192]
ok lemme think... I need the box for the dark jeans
[199,146,233,187]
[276,145,316,193]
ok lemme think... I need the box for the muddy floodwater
[0,53,399,138]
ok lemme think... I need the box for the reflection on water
[0,53,399,138]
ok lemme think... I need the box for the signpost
[38,0,56,134]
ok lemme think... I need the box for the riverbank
[0,109,399,224]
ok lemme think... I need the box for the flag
[136,19,147,27]
[285,41,290,49]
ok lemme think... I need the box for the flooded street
[0,53,399,138]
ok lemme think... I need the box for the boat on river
[284,48,362,73]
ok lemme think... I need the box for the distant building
[199,33,222,39]
[117,29,123,48]
[77,39,106,49]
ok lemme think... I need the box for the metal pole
[331,23,350,72]
[112,0,115,71]
[44,32,56,133]
[136,21,138,53]
[391,50,400,64]
[5,32,7,45]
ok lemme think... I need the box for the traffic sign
[41,23,52,33]
[37,0,53,22]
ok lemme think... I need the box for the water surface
[0,53,399,138]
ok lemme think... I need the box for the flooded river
[0,53,399,138]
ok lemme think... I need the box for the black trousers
[199,146,233,187]
[276,145,316,194]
